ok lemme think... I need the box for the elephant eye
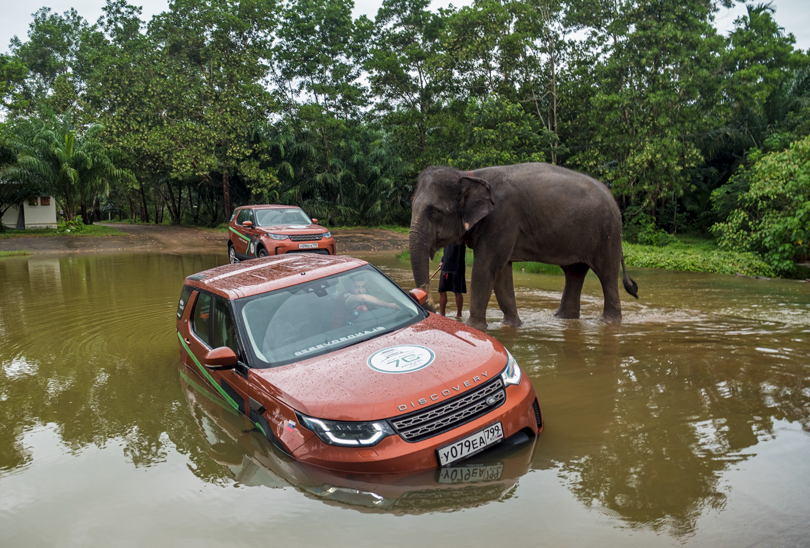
[427,207,442,221]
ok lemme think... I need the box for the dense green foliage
[0,0,808,275]
[623,240,775,277]
[712,134,810,275]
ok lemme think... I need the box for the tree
[142,0,279,221]
[712,135,810,276]
[0,124,45,230]
[8,7,89,116]
[451,95,554,169]
[273,0,372,222]
[564,0,727,224]
[1,113,134,221]
[366,0,449,167]
[0,54,29,113]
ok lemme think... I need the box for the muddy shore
[0,224,409,256]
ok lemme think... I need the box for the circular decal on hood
[368,345,435,374]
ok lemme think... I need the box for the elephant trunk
[409,227,436,312]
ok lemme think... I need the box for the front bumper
[269,237,336,255]
[290,376,541,473]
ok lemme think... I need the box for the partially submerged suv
[228,205,335,263]
[175,254,542,473]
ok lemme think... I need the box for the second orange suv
[228,205,336,263]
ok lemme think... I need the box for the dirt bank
[0,224,409,256]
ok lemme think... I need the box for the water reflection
[0,254,217,473]
[1,253,809,543]
[177,366,535,514]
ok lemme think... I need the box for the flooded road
[1,252,809,547]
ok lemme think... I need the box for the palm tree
[2,113,134,221]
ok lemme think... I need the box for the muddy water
[1,252,808,547]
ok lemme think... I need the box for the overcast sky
[2,0,808,55]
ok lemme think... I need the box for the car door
[186,290,253,418]
[232,209,256,258]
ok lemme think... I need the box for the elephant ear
[459,176,495,231]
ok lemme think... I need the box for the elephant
[409,163,638,329]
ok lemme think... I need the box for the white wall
[1,198,58,229]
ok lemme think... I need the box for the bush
[623,242,774,277]
[712,135,810,276]
[636,227,678,247]
[58,215,86,235]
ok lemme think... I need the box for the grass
[622,238,774,277]
[0,250,31,258]
[0,224,126,239]
[396,235,776,278]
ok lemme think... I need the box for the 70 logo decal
[368,345,435,374]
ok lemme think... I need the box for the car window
[213,297,239,354]
[236,209,253,226]
[177,286,193,319]
[235,266,424,368]
[192,292,213,346]
[255,208,311,227]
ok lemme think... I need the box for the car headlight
[323,231,331,238]
[267,233,288,240]
[501,349,522,386]
[297,413,395,446]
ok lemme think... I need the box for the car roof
[235,205,303,210]
[183,254,368,299]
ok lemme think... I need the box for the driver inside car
[341,273,400,322]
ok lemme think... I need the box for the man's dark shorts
[438,272,466,294]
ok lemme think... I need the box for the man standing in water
[438,243,466,317]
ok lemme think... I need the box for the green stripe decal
[179,370,240,417]
[177,331,239,411]
[229,226,250,242]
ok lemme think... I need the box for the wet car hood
[250,314,508,420]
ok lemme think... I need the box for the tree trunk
[222,171,232,221]
[139,180,150,223]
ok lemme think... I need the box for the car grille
[390,378,506,442]
[289,234,322,242]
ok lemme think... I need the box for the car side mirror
[409,288,428,306]
[311,218,318,224]
[242,220,253,228]
[204,347,238,370]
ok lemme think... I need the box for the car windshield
[235,265,425,367]
[254,208,311,227]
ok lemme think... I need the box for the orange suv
[228,205,335,263]
[175,254,543,473]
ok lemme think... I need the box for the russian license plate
[438,463,504,484]
[298,243,318,249]
[437,422,504,466]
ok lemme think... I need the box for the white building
[2,196,58,229]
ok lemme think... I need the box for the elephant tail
[621,255,638,299]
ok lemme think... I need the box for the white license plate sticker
[298,243,318,249]
[437,422,504,466]
[438,463,504,484]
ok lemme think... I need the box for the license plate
[298,243,318,249]
[437,422,504,466]
[438,463,504,484]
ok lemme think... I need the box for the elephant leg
[555,263,590,319]
[467,264,496,330]
[592,258,622,324]
[493,263,522,327]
